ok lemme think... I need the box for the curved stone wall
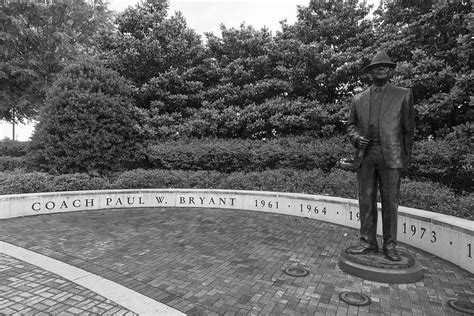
[0,189,472,273]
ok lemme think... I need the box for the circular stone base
[338,246,424,284]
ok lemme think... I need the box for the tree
[373,1,472,139]
[205,24,287,106]
[103,0,471,141]
[28,59,145,174]
[276,0,375,103]
[0,0,114,123]
[99,0,207,139]
[102,0,205,88]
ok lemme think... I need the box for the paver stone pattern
[0,253,134,314]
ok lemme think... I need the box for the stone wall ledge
[1,189,472,274]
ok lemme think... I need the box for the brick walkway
[0,253,133,314]
[0,207,473,315]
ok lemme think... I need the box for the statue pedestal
[338,246,424,284]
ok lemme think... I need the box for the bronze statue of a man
[347,51,415,261]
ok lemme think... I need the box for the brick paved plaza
[0,207,472,315]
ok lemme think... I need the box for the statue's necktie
[374,87,382,101]
[369,87,382,142]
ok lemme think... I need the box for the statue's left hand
[357,136,370,149]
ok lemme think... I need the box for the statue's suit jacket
[347,83,415,169]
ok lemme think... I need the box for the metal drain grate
[339,292,371,306]
[283,267,309,277]
[447,299,474,314]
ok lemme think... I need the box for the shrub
[147,136,472,192]
[0,156,26,171]
[216,168,358,197]
[408,137,472,192]
[47,174,111,192]
[111,169,224,189]
[400,180,473,219]
[146,96,347,139]
[218,168,302,192]
[0,140,30,157]
[0,171,110,194]
[147,138,253,172]
[27,59,145,175]
[147,136,353,173]
[0,171,54,194]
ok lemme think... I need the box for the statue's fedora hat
[363,51,396,72]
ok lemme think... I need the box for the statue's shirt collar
[370,83,389,95]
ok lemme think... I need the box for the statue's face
[369,65,392,81]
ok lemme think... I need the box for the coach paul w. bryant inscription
[31,194,237,212]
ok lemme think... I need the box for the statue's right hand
[357,136,370,149]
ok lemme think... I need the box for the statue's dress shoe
[347,244,379,255]
[383,244,401,261]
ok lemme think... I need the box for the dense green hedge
[0,140,29,157]
[147,136,472,192]
[2,136,472,192]
[0,156,26,172]
[148,97,346,139]
[408,138,472,192]
[0,171,109,194]
[0,169,471,220]
[147,136,351,173]
[0,140,29,171]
